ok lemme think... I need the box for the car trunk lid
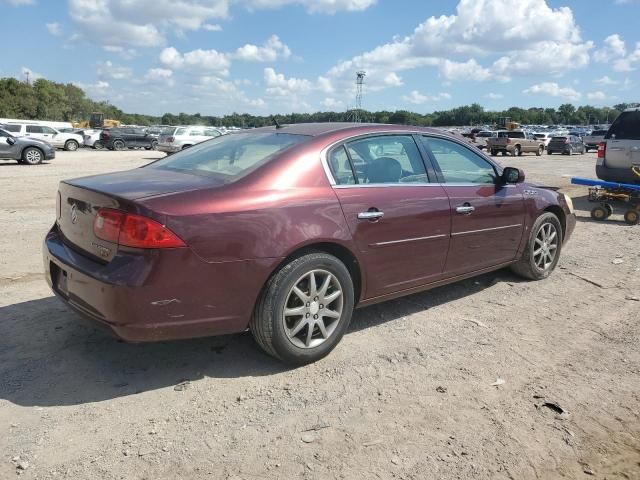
[57,168,223,260]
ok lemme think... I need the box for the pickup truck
[582,129,608,152]
[486,130,545,156]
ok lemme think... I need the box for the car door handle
[456,205,475,215]
[358,210,384,220]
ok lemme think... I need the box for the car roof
[246,122,439,137]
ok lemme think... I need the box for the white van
[2,123,83,151]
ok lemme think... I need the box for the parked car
[44,123,575,364]
[157,126,224,154]
[597,107,640,184]
[533,132,552,148]
[82,129,104,149]
[547,135,586,155]
[471,130,497,150]
[0,127,56,164]
[582,130,608,152]
[100,127,158,150]
[3,123,83,151]
[487,130,545,156]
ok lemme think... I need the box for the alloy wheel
[533,222,558,271]
[25,149,42,164]
[282,269,344,349]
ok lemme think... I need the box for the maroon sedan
[44,123,575,364]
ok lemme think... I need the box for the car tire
[22,147,44,165]
[591,206,608,221]
[512,145,521,157]
[536,145,543,156]
[510,212,562,281]
[113,139,126,151]
[94,141,104,150]
[490,149,497,156]
[566,146,573,155]
[64,140,79,151]
[148,140,158,150]
[182,144,192,150]
[250,252,355,365]
[547,150,553,155]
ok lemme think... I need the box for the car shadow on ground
[0,270,522,407]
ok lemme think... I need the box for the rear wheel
[250,252,354,365]
[624,210,639,225]
[536,145,544,156]
[565,146,573,155]
[146,140,158,150]
[510,212,562,280]
[22,147,43,165]
[512,145,521,157]
[113,139,126,151]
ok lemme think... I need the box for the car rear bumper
[43,224,279,342]
[156,144,181,153]
[596,163,640,184]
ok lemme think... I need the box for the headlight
[563,193,574,214]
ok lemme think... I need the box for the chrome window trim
[451,223,522,237]
[320,129,506,188]
[371,233,447,247]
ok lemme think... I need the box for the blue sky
[0,0,638,116]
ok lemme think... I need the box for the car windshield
[148,132,308,180]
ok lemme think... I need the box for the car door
[420,135,525,277]
[0,129,16,158]
[328,134,451,299]
[131,128,145,147]
[42,126,63,147]
[25,125,47,142]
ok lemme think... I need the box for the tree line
[0,76,634,128]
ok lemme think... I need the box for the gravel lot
[1,148,638,479]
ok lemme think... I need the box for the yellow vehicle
[495,117,521,131]
[73,112,120,129]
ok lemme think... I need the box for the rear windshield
[606,111,640,140]
[591,130,607,136]
[148,132,308,180]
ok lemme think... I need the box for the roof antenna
[272,116,283,129]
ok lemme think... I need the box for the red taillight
[597,141,606,158]
[94,208,185,249]
[167,136,174,143]
[506,138,511,144]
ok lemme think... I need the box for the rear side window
[328,146,356,185]
[4,124,20,132]
[26,125,44,134]
[345,135,428,184]
[189,129,204,136]
[149,132,307,181]
[422,136,496,184]
[606,111,640,140]
[175,128,188,136]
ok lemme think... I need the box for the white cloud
[96,60,132,80]
[103,45,137,59]
[144,68,174,86]
[234,35,291,62]
[484,92,504,100]
[160,46,230,74]
[73,80,111,98]
[586,91,607,101]
[594,34,626,62]
[594,75,619,86]
[322,97,344,109]
[46,22,62,36]
[383,72,403,86]
[244,0,376,14]
[202,23,222,31]
[2,0,34,5]
[20,66,43,82]
[523,82,581,100]
[264,67,312,96]
[402,90,451,104]
[440,59,494,82]
[612,42,640,72]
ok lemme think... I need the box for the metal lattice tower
[354,71,366,122]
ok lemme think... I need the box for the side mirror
[502,166,525,184]
[6,137,16,146]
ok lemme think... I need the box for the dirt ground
[1,148,638,480]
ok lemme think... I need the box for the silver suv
[597,107,640,184]
[157,126,224,154]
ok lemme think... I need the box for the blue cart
[571,173,640,225]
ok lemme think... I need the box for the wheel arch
[20,145,44,160]
[544,205,566,239]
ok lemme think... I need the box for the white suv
[597,107,640,184]
[157,126,224,154]
[3,123,83,151]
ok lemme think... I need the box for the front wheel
[64,140,79,151]
[536,145,544,156]
[93,141,104,150]
[22,147,43,165]
[510,212,562,280]
[624,210,639,225]
[250,252,355,365]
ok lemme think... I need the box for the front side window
[204,128,221,137]
[345,135,428,184]
[149,132,307,181]
[26,125,43,134]
[189,129,204,136]
[606,111,640,140]
[422,136,497,184]
[42,126,57,134]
